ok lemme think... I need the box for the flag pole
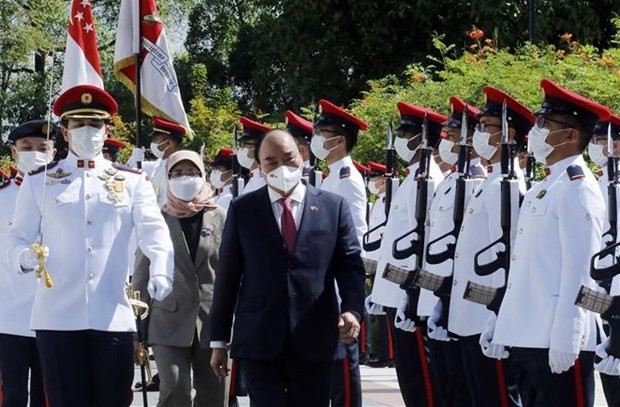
[134,0,143,169]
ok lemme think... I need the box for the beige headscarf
[163,150,216,218]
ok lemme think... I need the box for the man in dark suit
[210,129,366,407]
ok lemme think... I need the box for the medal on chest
[99,168,126,203]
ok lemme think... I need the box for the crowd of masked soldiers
[2,77,620,407]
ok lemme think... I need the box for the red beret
[353,160,369,175]
[152,117,187,140]
[104,138,125,149]
[53,85,118,120]
[315,99,369,136]
[239,116,271,141]
[367,161,387,176]
[444,96,480,128]
[285,110,313,142]
[479,86,535,137]
[396,102,448,146]
[536,79,610,131]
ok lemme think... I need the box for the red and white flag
[61,0,104,91]
[113,0,190,134]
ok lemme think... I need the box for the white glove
[548,349,578,374]
[594,338,620,376]
[129,147,145,165]
[479,314,509,359]
[148,275,173,302]
[427,300,450,342]
[394,296,416,332]
[365,295,385,315]
[19,246,48,273]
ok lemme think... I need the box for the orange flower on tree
[469,28,484,40]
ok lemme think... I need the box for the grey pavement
[130,363,609,406]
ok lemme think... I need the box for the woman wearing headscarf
[132,150,228,407]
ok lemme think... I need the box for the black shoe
[367,358,394,368]
[359,354,370,365]
[134,373,160,392]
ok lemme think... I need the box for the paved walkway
[130,363,610,406]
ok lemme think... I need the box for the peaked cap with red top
[285,110,313,142]
[444,96,480,129]
[396,101,448,147]
[367,161,387,177]
[53,85,118,120]
[152,117,187,141]
[478,86,535,138]
[239,116,271,142]
[353,160,369,176]
[212,147,234,169]
[314,99,368,139]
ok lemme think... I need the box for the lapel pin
[310,204,319,212]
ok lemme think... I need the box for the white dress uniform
[321,156,368,245]
[596,166,620,296]
[364,192,386,262]
[7,153,174,332]
[494,155,605,353]
[370,159,444,309]
[215,184,234,210]
[448,160,525,336]
[420,159,486,317]
[0,178,37,338]
[241,167,265,195]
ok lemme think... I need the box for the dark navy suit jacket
[210,184,365,363]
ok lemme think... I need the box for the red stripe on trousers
[0,379,3,406]
[360,321,367,354]
[386,317,394,359]
[495,359,509,407]
[415,330,434,407]
[229,360,237,398]
[573,359,585,407]
[342,357,351,407]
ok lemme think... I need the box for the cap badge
[81,92,93,105]
[41,123,50,135]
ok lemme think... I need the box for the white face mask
[394,134,420,163]
[70,126,106,159]
[438,139,459,166]
[472,129,499,160]
[528,125,568,164]
[210,169,229,189]
[264,165,302,194]
[237,147,256,169]
[150,141,168,159]
[17,150,53,174]
[588,143,607,167]
[310,135,339,160]
[168,176,204,201]
[368,179,381,195]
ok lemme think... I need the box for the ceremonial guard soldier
[490,79,609,406]
[422,97,486,405]
[238,116,271,195]
[128,117,186,208]
[6,84,175,407]
[210,147,235,210]
[285,110,313,170]
[368,101,445,406]
[0,120,57,407]
[102,137,125,162]
[311,99,367,407]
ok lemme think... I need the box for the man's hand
[338,311,360,344]
[210,348,229,378]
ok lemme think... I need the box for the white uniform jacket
[448,160,525,336]
[420,159,486,317]
[7,154,174,332]
[321,156,368,245]
[241,168,266,195]
[370,160,444,309]
[596,166,620,295]
[0,180,37,337]
[494,155,605,353]
[214,184,233,210]
[364,193,386,262]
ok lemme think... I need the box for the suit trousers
[152,337,227,407]
[459,334,521,407]
[510,347,594,407]
[0,333,46,407]
[242,350,334,407]
[36,329,134,407]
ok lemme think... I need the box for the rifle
[463,100,520,313]
[361,119,399,276]
[524,132,537,190]
[422,107,473,328]
[575,122,620,357]
[231,127,244,198]
[389,113,432,317]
